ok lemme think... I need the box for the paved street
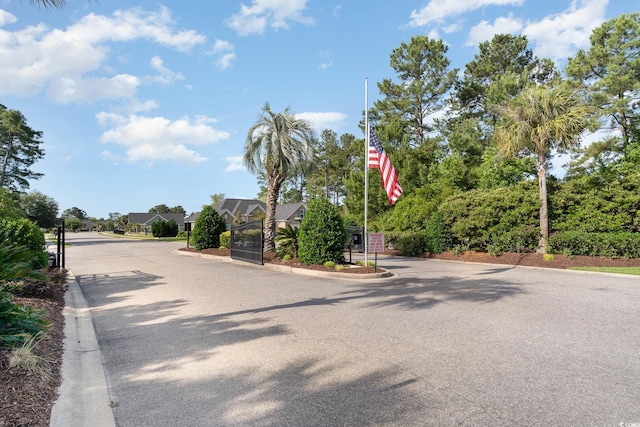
[66,232,640,426]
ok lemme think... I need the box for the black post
[61,219,65,269]
[374,252,378,273]
[56,226,61,268]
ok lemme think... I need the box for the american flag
[368,127,403,205]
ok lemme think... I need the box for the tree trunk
[0,134,14,188]
[264,173,284,253]
[536,150,549,254]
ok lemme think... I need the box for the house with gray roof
[185,198,267,230]
[185,198,305,230]
[127,212,186,233]
[275,202,306,229]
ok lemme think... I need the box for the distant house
[127,212,186,233]
[275,202,306,229]
[81,219,95,231]
[186,198,266,230]
[215,198,266,228]
[185,199,305,230]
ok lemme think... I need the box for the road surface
[66,232,640,426]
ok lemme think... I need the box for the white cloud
[212,39,234,53]
[443,22,463,34]
[226,0,314,36]
[427,28,441,40]
[408,0,524,27]
[149,55,185,85]
[523,0,607,60]
[210,39,236,70]
[466,13,523,46]
[216,53,237,70]
[96,112,231,165]
[296,111,347,130]
[0,7,205,102]
[0,9,17,26]
[225,156,246,172]
[47,74,140,104]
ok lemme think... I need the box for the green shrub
[0,218,47,269]
[440,182,539,250]
[219,231,231,248]
[548,231,640,259]
[395,233,427,257]
[424,212,452,254]
[488,226,539,254]
[0,290,51,347]
[151,219,178,238]
[275,225,299,258]
[550,174,640,233]
[543,254,555,261]
[298,198,347,265]
[323,261,336,268]
[452,242,469,257]
[191,206,227,250]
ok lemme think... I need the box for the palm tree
[275,224,300,258]
[493,83,592,253]
[30,0,67,9]
[244,102,315,252]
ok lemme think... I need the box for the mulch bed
[181,247,640,271]
[1,270,67,427]
[182,247,381,274]
[428,250,640,269]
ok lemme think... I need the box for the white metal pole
[364,77,369,265]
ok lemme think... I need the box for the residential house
[274,202,306,229]
[185,198,267,230]
[127,212,186,233]
[185,199,305,230]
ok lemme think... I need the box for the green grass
[100,232,187,242]
[568,266,640,276]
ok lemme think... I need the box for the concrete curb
[50,274,116,427]
[173,249,393,280]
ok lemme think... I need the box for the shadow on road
[79,266,527,425]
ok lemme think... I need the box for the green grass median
[568,266,640,276]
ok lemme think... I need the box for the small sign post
[368,232,385,272]
[184,222,192,248]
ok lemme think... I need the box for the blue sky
[0,0,634,219]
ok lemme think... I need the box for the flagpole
[364,77,369,265]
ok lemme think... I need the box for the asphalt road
[66,232,640,426]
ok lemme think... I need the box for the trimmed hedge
[440,182,539,250]
[191,205,227,250]
[395,233,427,256]
[298,198,347,265]
[219,231,231,248]
[549,232,640,259]
[151,219,178,237]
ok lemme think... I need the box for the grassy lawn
[101,231,187,242]
[568,266,640,276]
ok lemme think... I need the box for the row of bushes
[151,219,179,238]
[549,232,640,259]
[386,226,640,259]
[190,197,640,260]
